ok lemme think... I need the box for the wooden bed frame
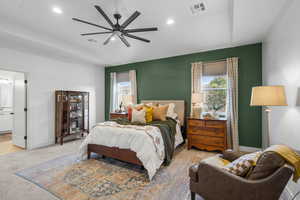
[87,100,185,167]
[88,144,143,166]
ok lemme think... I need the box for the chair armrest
[222,149,246,162]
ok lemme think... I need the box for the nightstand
[110,112,128,120]
[187,118,227,151]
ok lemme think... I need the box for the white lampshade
[192,93,202,104]
[250,86,288,106]
[122,95,134,106]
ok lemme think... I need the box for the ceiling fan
[72,5,158,47]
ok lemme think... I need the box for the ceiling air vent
[87,39,97,43]
[190,2,206,14]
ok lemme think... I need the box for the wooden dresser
[110,112,128,120]
[187,118,227,151]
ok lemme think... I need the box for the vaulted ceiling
[0,0,290,66]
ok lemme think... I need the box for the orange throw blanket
[266,145,300,182]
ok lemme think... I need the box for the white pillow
[160,103,178,119]
[131,109,146,123]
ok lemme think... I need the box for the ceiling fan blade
[94,5,115,28]
[124,33,150,43]
[81,31,113,36]
[124,27,158,33]
[103,33,116,45]
[121,11,141,28]
[72,18,112,31]
[118,35,131,47]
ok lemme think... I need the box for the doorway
[0,69,27,156]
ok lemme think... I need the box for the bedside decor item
[202,113,215,120]
[191,93,202,118]
[250,86,287,148]
[187,118,227,151]
[55,91,89,145]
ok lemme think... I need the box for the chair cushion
[189,164,199,182]
[248,151,285,180]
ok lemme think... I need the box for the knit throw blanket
[266,145,300,182]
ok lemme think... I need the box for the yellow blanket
[266,145,300,182]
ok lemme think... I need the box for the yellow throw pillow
[143,106,153,123]
[153,105,169,121]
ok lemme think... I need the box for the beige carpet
[16,144,215,200]
[0,133,24,156]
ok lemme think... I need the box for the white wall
[263,0,300,198]
[0,48,105,149]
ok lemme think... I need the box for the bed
[79,100,185,180]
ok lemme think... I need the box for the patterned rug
[16,146,214,200]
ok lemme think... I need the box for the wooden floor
[0,133,24,156]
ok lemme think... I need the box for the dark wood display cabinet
[55,91,89,145]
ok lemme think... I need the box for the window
[201,61,227,119]
[115,71,131,111]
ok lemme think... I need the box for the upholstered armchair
[189,150,294,200]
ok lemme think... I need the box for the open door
[12,72,26,148]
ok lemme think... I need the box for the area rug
[16,146,214,200]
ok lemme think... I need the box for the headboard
[141,100,185,126]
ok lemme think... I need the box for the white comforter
[79,121,183,180]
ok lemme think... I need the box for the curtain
[110,72,118,112]
[129,70,137,105]
[227,57,239,151]
[191,62,203,115]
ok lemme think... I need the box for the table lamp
[250,86,287,148]
[121,95,134,112]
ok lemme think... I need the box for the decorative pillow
[131,108,146,123]
[159,103,178,119]
[127,104,143,121]
[153,105,169,121]
[247,151,285,180]
[223,151,262,177]
[143,106,153,123]
[127,106,133,121]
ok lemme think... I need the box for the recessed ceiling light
[52,6,63,14]
[110,36,116,41]
[166,18,175,25]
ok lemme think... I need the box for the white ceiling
[0,0,290,66]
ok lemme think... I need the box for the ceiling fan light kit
[72,5,158,47]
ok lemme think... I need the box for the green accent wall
[105,43,262,148]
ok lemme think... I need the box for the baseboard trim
[239,146,262,152]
